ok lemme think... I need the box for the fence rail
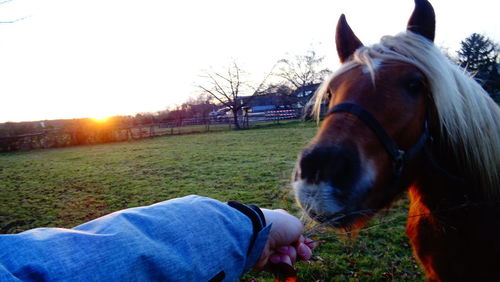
[0,110,302,152]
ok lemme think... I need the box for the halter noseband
[325,103,429,187]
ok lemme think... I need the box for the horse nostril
[299,147,329,184]
[299,145,360,188]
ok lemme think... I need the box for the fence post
[149,124,155,138]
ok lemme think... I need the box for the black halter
[325,103,429,190]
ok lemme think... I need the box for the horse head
[293,0,436,228]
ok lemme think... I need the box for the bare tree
[276,50,331,90]
[198,61,273,129]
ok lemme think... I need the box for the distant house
[240,94,280,113]
[291,83,321,108]
[238,83,321,113]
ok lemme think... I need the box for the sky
[0,0,498,123]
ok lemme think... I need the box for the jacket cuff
[227,201,270,270]
[227,201,266,234]
[244,224,271,270]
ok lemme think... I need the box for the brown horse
[293,0,500,281]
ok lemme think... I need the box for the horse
[292,0,500,280]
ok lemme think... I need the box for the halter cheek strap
[325,103,429,178]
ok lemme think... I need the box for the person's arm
[0,195,273,281]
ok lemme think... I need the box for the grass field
[0,121,424,281]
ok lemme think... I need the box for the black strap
[227,201,266,233]
[326,102,430,180]
[404,120,429,163]
[326,103,403,162]
[248,204,266,227]
[227,201,266,256]
[209,271,226,282]
[325,102,466,194]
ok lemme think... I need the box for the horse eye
[405,79,424,96]
[326,90,332,100]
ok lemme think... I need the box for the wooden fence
[0,110,301,152]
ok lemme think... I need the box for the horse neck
[410,135,477,211]
[407,129,500,282]
[408,132,500,241]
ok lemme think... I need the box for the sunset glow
[0,0,498,123]
[91,116,110,123]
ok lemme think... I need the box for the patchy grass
[0,120,424,281]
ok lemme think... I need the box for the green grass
[0,120,424,281]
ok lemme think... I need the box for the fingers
[297,242,312,260]
[256,209,316,272]
[268,237,314,267]
[295,236,315,260]
[279,245,297,264]
[304,237,316,249]
[270,253,293,266]
[269,245,296,266]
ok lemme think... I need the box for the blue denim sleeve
[0,195,271,281]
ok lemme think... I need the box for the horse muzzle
[293,145,375,227]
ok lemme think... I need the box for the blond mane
[312,31,500,198]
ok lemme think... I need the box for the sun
[91,115,110,123]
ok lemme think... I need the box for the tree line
[456,33,499,101]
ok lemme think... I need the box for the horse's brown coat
[295,0,500,280]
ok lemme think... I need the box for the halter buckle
[394,149,406,175]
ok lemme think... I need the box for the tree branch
[198,85,232,109]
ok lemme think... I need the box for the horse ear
[407,0,436,42]
[336,14,363,63]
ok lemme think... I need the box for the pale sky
[0,0,498,122]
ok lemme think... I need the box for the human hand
[253,209,315,271]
